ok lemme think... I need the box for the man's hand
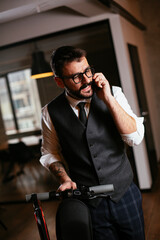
[49,161,77,192]
[57,180,77,192]
[93,73,112,102]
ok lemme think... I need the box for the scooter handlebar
[26,184,114,202]
[89,184,114,194]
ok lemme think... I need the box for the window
[0,69,41,135]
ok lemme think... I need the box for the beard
[65,81,94,99]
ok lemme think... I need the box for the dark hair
[50,46,86,77]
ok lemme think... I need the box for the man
[40,46,145,239]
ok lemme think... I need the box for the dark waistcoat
[48,92,133,203]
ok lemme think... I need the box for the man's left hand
[93,73,112,102]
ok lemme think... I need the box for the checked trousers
[87,182,145,240]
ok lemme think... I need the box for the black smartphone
[92,79,101,90]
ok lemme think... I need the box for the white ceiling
[0,0,108,23]
[0,0,111,47]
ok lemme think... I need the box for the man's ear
[54,77,65,88]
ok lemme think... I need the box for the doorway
[128,44,158,184]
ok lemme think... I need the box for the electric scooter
[26,184,114,240]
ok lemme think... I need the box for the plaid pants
[87,182,145,240]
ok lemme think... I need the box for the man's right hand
[49,161,77,192]
[57,180,77,192]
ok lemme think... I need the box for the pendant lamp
[31,51,53,79]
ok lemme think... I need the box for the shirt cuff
[40,153,61,170]
[121,117,145,146]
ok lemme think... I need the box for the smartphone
[92,79,101,90]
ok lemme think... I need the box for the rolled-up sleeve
[40,105,65,170]
[112,86,144,146]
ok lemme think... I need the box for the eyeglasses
[61,67,95,84]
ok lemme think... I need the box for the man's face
[61,57,94,99]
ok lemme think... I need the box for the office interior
[0,1,159,239]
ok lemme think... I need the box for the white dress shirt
[40,86,144,169]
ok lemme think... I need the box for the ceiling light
[31,51,53,79]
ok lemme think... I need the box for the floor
[0,155,160,240]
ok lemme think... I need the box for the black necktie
[77,102,87,126]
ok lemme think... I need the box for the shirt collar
[65,91,91,108]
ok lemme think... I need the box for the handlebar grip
[26,194,32,202]
[89,184,114,194]
[26,192,50,202]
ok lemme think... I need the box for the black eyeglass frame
[60,67,95,84]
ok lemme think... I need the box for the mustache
[80,81,93,90]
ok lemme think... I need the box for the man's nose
[82,73,91,83]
